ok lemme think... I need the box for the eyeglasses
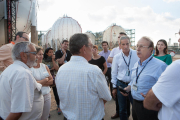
[87,44,93,48]
[24,52,37,55]
[21,37,29,41]
[136,45,149,49]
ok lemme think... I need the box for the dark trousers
[106,68,121,115]
[117,80,133,120]
[132,99,158,120]
[52,86,60,107]
[127,97,131,117]
[105,68,113,96]
[64,117,104,120]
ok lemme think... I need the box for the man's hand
[141,93,146,98]
[121,85,131,96]
[61,49,66,54]
[112,89,117,98]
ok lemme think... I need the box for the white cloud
[37,1,180,45]
[163,0,180,3]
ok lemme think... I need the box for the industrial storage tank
[103,24,126,48]
[41,29,52,49]
[0,0,38,45]
[51,15,82,45]
[85,31,95,45]
[16,0,37,33]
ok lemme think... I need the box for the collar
[11,41,15,45]
[13,60,30,70]
[117,47,121,50]
[138,55,153,66]
[70,56,88,63]
[102,49,110,53]
[122,49,132,58]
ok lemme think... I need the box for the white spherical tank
[0,0,37,45]
[103,24,126,47]
[51,16,82,43]
[41,29,52,48]
[85,31,95,45]
[16,0,37,33]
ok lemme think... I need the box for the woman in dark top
[89,45,107,75]
[42,48,62,115]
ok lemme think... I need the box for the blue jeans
[117,80,133,120]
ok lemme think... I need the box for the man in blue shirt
[122,37,167,120]
[99,41,112,95]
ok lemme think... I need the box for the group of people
[0,31,179,120]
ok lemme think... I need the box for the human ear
[20,52,27,61]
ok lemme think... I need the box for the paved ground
[49,99,132,120]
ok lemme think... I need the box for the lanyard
[122,51,132,70]
[136,57,153,83]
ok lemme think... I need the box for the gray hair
[141,36,154,49]
[12,41,34,61]
[69,33,89,55]
[119,36,130,44]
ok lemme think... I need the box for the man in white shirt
[111,36,139,120]
[107,32,128,119]
[0,42,43,120]
[144,58,180,120]
[107,32,127,63]
[56,33,112,120]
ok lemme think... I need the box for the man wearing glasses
[122,37,167,120]
[0,32,29,74]
[0,41,43,120]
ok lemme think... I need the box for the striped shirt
[56,56,112,120]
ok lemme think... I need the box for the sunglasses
[24,52,37,55]
[21,37,29,41]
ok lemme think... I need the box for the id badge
[132,84,138,91]
[125,70,130,76]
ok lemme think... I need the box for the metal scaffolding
[6,0,17,43]
[125,29,135,46]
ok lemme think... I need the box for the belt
[134,99,143,103]
[118,79,129,85]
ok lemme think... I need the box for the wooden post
[31,26,38,45]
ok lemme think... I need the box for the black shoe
[111,113,119,119]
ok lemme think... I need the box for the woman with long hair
[89,45,107,75]
[30,46,54,120]
[153,39,172,65]
[42,48,61,115]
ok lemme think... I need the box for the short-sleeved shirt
[55,56,111,120]
[42,60,58,76]
[153,54,172,65]
[55,49,72,67]
[89,56,106,71]
[0,43,14,72]
[109,47,121,58]
[0,60,43,120]
[99,50,112,68]
[152,60,180,120]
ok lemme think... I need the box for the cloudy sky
[37,0,180,45]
